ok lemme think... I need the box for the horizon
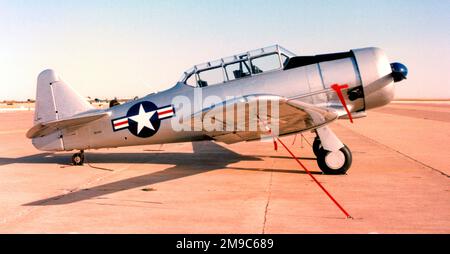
[1,0,449,100]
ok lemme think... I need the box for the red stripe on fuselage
[158,109,173,116]
[114,119,128,127]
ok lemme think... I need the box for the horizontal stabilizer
[26,111,109,138]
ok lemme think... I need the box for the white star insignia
[128,104,156,134]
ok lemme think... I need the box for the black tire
[313,137,323,157]
[72,153,84,166]
[317,145,352,175]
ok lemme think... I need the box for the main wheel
[72,152,84,166]
[312,137,323,157]
[317,145,352,175]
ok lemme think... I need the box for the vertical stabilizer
[34,69,93,124]
[32,69,94,151]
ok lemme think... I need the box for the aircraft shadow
[0,152,69,166]
[0,152,316,167]
[254,155,317,161]
[228,167,322,175]
[5,141,321,206]
[0,141,250,167]
[20,141,322,206]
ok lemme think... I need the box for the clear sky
[1,0,449,100]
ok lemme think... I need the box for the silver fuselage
[33,47,396,151]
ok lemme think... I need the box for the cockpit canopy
[179,45,296,87]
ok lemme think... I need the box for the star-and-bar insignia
[112,103,175,135]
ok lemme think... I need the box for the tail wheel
[72,152,84,166]
[317,145,352,175]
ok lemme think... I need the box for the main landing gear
[313,127,352,175]
[72,150,85,166]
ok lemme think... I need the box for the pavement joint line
[62,163,131,195]
[262,157,275,234]
[336,122,450,179]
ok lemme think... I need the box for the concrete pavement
[0,103,448,233]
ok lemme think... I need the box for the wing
[185,94,338,144]
[26,111,110,138]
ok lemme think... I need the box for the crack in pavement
[262,158,275,234]
[336,123,450,179]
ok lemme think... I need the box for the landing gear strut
[313,131,352,175]
[72,150,85,166]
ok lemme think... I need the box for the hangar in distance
[26,45,408,175]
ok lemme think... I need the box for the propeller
[390,62,408,82]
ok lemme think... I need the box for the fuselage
[34,47,401,151]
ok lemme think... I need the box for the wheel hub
[325,150,345,170]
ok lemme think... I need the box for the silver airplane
[26,45,408,175]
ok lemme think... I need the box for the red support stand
[331,84,353,123]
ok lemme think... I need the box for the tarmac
[0,102,449,233]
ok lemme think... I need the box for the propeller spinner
[390,62,408,82]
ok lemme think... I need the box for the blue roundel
[126,101,161,138]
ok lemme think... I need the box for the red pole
[276,137,352,219]
[257,115,352,219]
